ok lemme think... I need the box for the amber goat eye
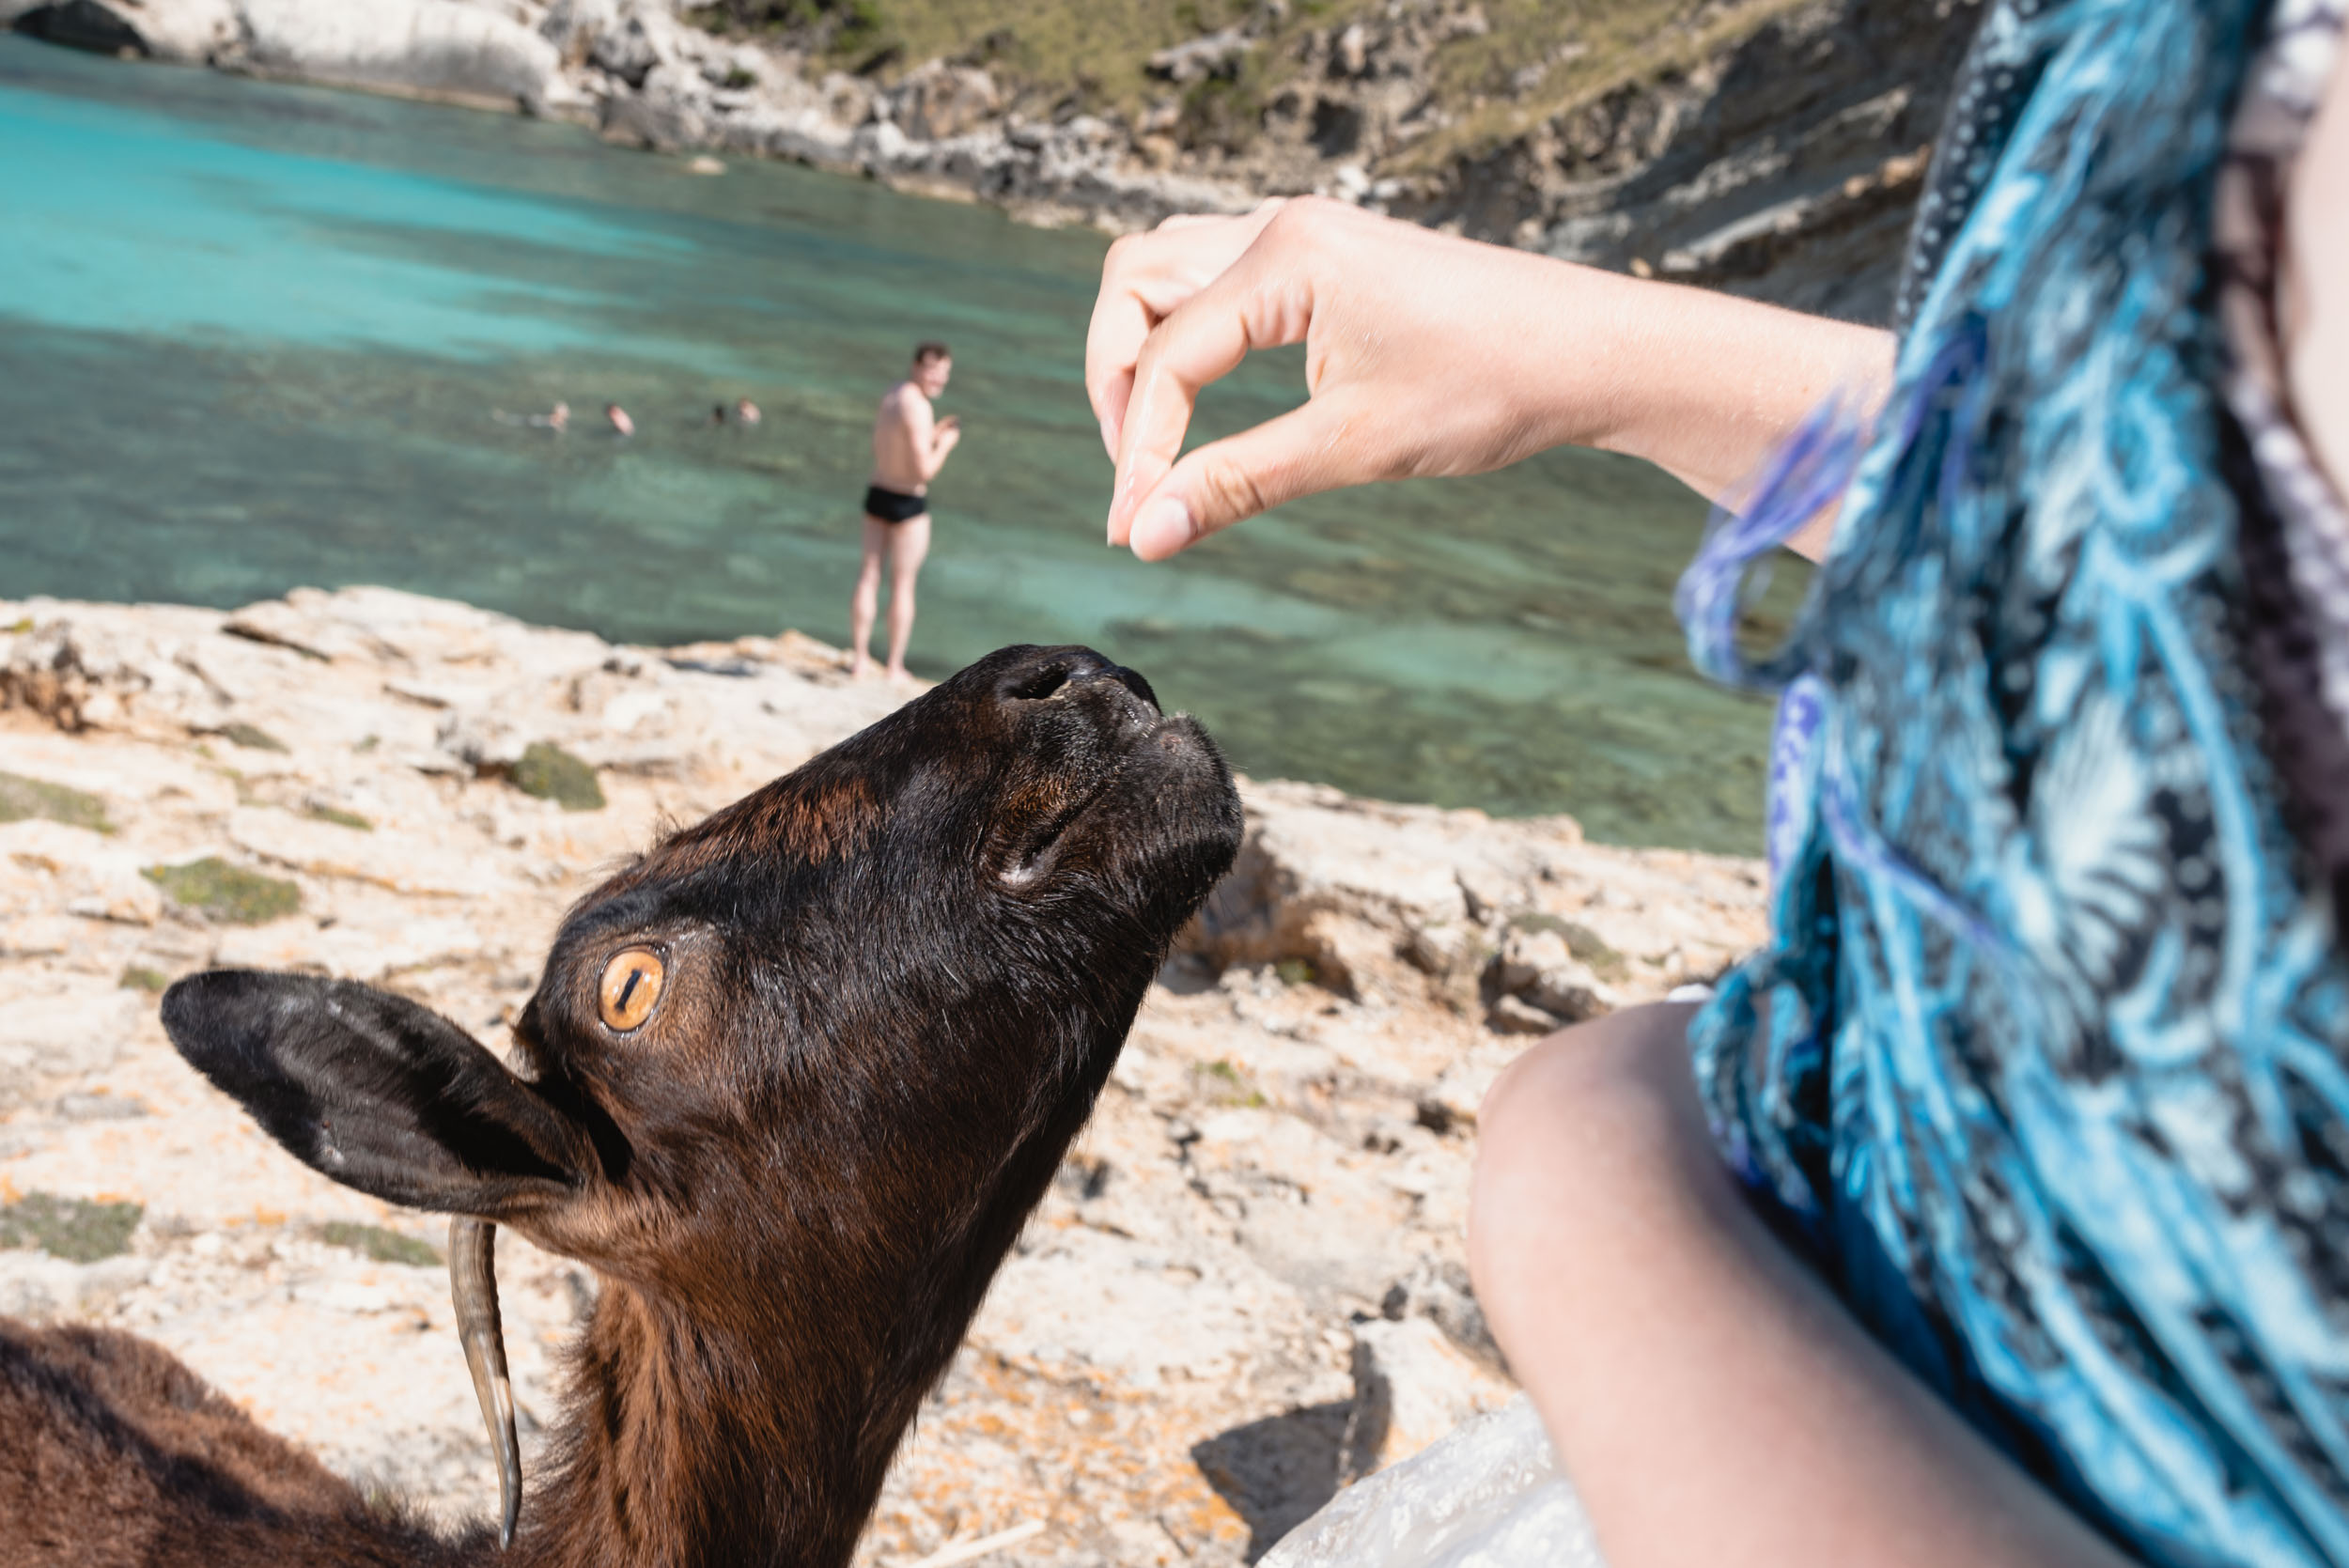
[598,948,665,1032]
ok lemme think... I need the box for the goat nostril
[1006,663,1075,703]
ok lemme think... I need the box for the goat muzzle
[450,1217,521,1549]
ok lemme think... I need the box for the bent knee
[1469,1003,1720,1310]
[1475,1001,1704,1157]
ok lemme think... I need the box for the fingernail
[1099,415,1118,458]
[1132,496,1193,559]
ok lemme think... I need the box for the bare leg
[882,512,931,683]
[1469,1004,2136,1568]
[848,517,888,678]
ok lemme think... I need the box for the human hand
[1088,197,1895,561]
[1089,199,1629,559]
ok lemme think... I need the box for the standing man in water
[848,341,959,681]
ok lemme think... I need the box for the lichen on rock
[142,857,303,925]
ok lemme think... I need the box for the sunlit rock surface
[0,588,1765,1565]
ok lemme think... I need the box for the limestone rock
[0,979,139,1089]
[434,707,530,771]
[238,0,563,110]
[584,3,670,86]
[210,914,489,982]
[225,591,405,665]
[1145,28,1252,85]
[0,1251,153,1320]
[1487,921,1619,1025]
[1,610,228,736]
[1484,994,1556,1035]
[1190,782,1507,998]
[966,1222,1305,1390]
[890,63,998,142]
[1341,1316,1516,1475]
[225,806,506,898]
[0,819,162,924]
[15,0,242,62]
[601,57,710,148]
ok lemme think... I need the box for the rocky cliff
[0,588,1766,1565]
[9,0,1984,320]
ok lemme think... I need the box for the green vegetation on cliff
[691,0,1809,165]
[1407,0,1814,169]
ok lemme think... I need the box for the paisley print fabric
[2217,0,2349,926]
[1674,0,2349,1561]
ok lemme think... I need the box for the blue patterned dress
[1675,0,2349,1561]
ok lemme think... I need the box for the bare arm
[894,394,962,485]
[926,415,961,482]
[2284,31,2349,493]
[1470,1007,2139,1567]
[1087,199,1891,562]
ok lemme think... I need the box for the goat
[0,644,1243,1568]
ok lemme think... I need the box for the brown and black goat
[0,644,1242,1568]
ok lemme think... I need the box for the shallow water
[0,39,1797,852]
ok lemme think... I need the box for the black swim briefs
[863,485,927,524]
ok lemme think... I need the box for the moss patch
[319,1220,443,1268]
[118,965,170,994]
[304,804,374,831]
[0,1192,143,1263]
[142,858,301,925]
[219,722,288,753]
[1273,957,1316,987]
[0,770,113,833]
[511,742,605,812]
[1507,911,1628,981]
[1193,1058,1267,1108]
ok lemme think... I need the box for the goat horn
[449,1217,521,1550]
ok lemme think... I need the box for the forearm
[1092,198,1894,558]
[1470,1007,2133,1566]
[1526,268,1894,505]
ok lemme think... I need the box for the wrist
[1568,276,1894,503]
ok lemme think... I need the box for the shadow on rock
[1191,1400,1356,1562]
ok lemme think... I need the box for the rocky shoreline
[7,0,1983,319]
[0,588,1766,1565]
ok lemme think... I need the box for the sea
[0,36,1800,853]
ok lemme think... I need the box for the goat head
[152,645,1241,1565]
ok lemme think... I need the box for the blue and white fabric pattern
[1674,0,2349,1561]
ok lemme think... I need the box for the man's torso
[869,381,929,496]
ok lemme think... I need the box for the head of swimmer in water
[910,341,952,398]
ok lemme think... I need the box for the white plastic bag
[1261,1395,1605,1568]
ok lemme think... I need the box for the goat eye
[598,948,665,1032]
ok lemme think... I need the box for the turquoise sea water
[0,38,1796,852]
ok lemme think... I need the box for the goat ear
[162,970,592,1219]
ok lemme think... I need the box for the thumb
[1128,396,1363,561]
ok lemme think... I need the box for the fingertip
[1098,414,1119,461]
[1129,495,1196,562]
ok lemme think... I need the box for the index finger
[1107,233,1316,547]
[1084,203,1286,459]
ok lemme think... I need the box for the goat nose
[996,648,1159,713]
